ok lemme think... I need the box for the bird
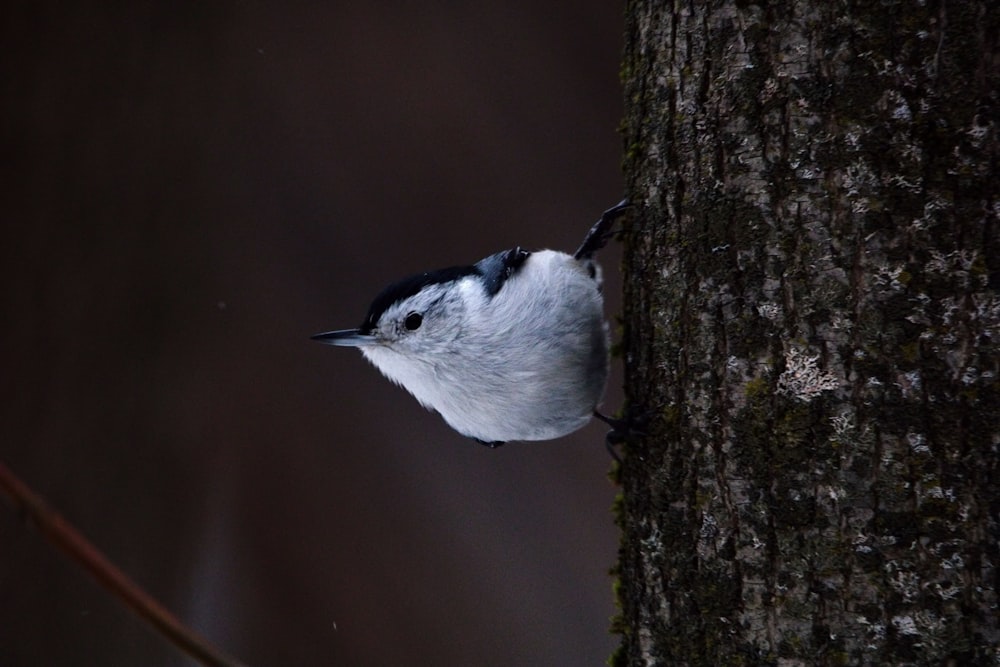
[312,199,630,447]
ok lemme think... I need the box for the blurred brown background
[1,3,625,665]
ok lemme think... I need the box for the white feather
[359,250,608,442]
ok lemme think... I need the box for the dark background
[1,3,625,665]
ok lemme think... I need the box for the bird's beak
[311,328,376,347]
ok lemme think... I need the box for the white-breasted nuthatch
[312,199,630,446]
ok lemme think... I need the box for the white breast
[417,250,609,442]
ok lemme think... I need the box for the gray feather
[475,247,531,297]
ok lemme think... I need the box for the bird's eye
[404,312,423,331]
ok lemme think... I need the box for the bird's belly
[434,362,607,442]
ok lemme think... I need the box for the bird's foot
[593,408,647,463]
[573,199,632,260]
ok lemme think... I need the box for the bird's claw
[593,408,648,463]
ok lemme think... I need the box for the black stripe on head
[360,265,478,333]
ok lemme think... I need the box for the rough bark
[615,1,1000,664]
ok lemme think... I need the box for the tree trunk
[615,1,1000,664]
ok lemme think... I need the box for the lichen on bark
[615,1,1000,664]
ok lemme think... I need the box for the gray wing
[475,247,531,297]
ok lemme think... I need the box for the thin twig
[0,460,248,667]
